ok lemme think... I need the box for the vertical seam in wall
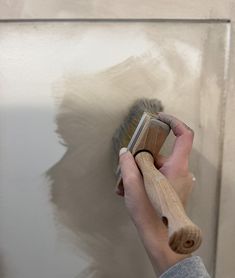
[214,21,232,278]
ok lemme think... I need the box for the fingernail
[119,147,128,156]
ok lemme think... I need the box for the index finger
[156,112,194,161]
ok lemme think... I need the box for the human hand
[153,112,195,207]
[117,112,195,209]
[116,112,196,275]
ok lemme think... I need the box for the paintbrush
[112,98,202,254]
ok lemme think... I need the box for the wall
[1,1,234,277]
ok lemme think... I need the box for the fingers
[118,148,165,233]
[118,148,144,197]
[155,154,168,168]
[156,112,194,162]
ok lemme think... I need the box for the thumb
[118,148,153,215]
[118,148,165,233]
[118,148,144,197]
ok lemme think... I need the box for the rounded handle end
[169,225,202,254]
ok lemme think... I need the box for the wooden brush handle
[135,151,202,254]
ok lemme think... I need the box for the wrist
[147,241,191,276]
[135,218,191,276]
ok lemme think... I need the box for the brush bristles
[112,98,163,164]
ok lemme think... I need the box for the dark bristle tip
[112,98,163,165]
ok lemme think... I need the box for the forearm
[144,241,190,277]
[134,215,209,278]
[134,214,190,276]
[118,113,210,277]
[132,199,191,276]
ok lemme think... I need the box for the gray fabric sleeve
[159,256,210,278]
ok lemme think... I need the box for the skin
[116,112,196,277]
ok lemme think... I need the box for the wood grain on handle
[135,151,202,254]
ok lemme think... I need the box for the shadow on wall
[47,56,162,278]
[46,56,219,277]
[0,253,6,278]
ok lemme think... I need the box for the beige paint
[216,23,235,278]
[1,6,235,278]
[0,21,230,277]
[0,0,234,19]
